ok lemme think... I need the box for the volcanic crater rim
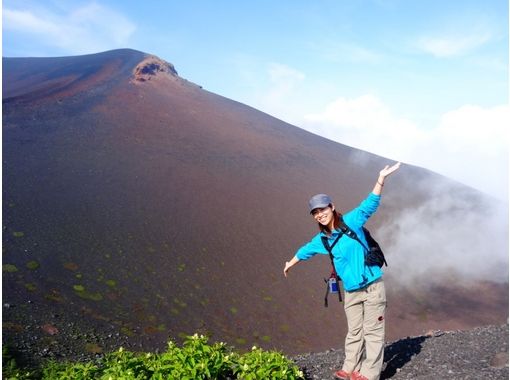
[132,55,178,82]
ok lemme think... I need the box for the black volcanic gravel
[292,324,509,380]
[3,297,508,380]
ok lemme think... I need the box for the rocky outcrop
[132,55,178,82]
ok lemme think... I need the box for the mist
[378,178,509,286]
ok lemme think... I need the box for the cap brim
[309,203,330,213]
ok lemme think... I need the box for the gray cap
[308,193,332,213]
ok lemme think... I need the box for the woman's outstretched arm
[372,162,401,195]
[283,256,300,277]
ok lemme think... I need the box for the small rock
[41,323,59,336]
[489,352,509,369]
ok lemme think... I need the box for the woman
[283,162,401,380]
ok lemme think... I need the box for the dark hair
[317,204,342,235]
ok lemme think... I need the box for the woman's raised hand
[379,162,401,179]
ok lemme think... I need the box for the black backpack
[360,226,387,268]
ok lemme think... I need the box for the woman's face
[311,205,335,227]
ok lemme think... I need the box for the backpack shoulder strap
[320,232,343,253]
[338,219,370,252]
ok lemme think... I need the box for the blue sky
[3,0,509,200]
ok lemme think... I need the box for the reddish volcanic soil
[3,49,508,361]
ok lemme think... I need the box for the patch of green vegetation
[230,306,238,315]
[173,298,187,308]
[4,334,305,379]
[45,292,64,303]
[12,231,24,238]
[235,337,247,345]
[85,343,103,354]
[24,283,37,292]
[200,299,210,307]
[73,285,103,301]
[120,327,134,337]
[76,291,103,301]
[3,264,18,273]
[26,260,40,270]
[261,335,272,342]
[263,296,273,301]
[105,279,117,287]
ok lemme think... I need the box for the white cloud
[303,94,427,161]
[3,2,136,55]
[417,32,492,57]
[266,63,305,99]
[3,8,60,34]
[254,63,306,118]
[317,42,382,64]
[412,16,495,59]
[423,104,509,199]
[302,95,509,201]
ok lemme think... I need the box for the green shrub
[2,345,36,379]
[233,346,303,380]
[42,360,99,380]
[3,334,304,380]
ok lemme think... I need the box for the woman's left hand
[379,162,401,179]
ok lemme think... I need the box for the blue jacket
[295,192,382,292]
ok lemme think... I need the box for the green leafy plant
[233,346,303,380]
[155,334,234,379]
[3,334,304,380]
[41,360,99,380]
[2,345,36,379]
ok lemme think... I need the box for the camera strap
[321,232,344,306]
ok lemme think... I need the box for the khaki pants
[341,279,386,380]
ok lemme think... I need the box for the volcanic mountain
[3,49,508,360]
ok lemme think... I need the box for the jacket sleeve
[295,234,328,261]
[345,192,381,228]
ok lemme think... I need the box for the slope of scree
[3,49,508,363]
